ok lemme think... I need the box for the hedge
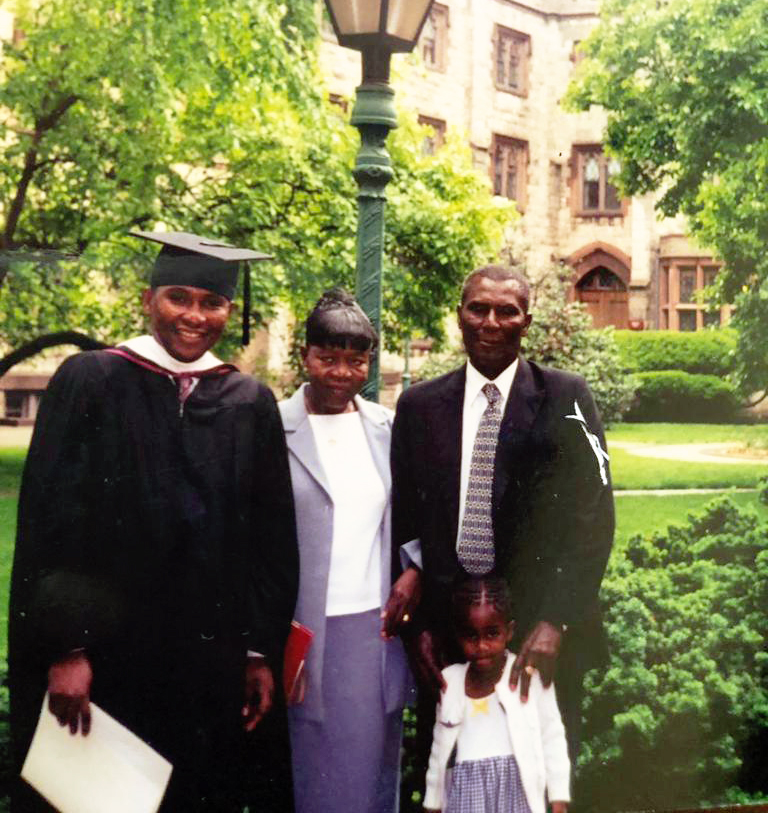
[626,370,740,422]
[615,328,737,376]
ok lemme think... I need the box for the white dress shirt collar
[464,357,519,411]
[119,334,224,374]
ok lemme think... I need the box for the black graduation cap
[132,230,273,346]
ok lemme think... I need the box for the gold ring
[525,665,535,676]
[402,613,410,623]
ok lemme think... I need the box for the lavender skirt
[288,608,403,813]
[445,755,533,813]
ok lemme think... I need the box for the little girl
[424,576,570,813]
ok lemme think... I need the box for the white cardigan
[424,654,571,813]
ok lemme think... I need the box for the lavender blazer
[279,384,411,722]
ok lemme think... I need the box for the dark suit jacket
[391,357,614,673]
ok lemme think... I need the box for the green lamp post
[323,0,434,401]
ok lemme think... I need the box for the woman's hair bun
[305,287,379,352]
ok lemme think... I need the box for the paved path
[0,426,32,448]
[609,440,768,465]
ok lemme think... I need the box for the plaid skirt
[445,755,532,813]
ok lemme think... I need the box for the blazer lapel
[435,368,465,540]
[493,357,543,510]
[280,385,332,499]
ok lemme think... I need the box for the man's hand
[243,656,274,732]
[406,629,446,694]
[509,620,562,702]
[381,566,422,639]
[551,802,568,813]
[48,650,93,735]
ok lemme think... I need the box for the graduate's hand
[381,566,422,639]
[550,801,568,813]
[509,620,562,702]
[407,629,446,694]
[243,656,274,731]
[48,650,92,735]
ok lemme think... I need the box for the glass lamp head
[324,0,434,53]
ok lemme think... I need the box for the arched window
[576,267,627,292]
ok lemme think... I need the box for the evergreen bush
[575,500,768,811]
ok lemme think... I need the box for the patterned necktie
[458,382,502,574]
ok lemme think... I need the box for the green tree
[0,1,515,369]
[383,116,516,351]
[566,0,768,401]
[0,0,323,357]
[577,500,768,810]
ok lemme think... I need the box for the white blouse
[455,691,515,762]
[308,411,386,616]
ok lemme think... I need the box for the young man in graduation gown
[8,233,299,812]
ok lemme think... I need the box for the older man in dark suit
[390,264,614,772]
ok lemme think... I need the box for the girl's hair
[305,287,379,352]
[451,575,513,626]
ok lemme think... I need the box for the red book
[283,620,314,700]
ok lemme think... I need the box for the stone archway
[566,243,630,329]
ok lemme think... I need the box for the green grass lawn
[614,491,768,547]
[0,449,24,663]
[0,497,15,663]
[608,445,766,490]
[607,422,768,447]
[0,449,25,496]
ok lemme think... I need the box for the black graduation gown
[8,350,298,812]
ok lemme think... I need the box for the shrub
[626,370,740,422]
[615,328,737,376]
[575,500,768,812]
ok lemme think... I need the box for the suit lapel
[280,385,332,499]
[435,368,465,540]
[493,357,543,510]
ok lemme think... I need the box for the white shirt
[456,359,518,544]
[308,411,385,616]
[456,691,515,762]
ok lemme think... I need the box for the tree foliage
[0,0,514,365]
[576,500,768,811]
[383,118,515,350]
[0,0,323,353]
[566,0,768,399]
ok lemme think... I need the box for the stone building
[319,0,728,333]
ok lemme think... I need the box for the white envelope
[22,695,173,813]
